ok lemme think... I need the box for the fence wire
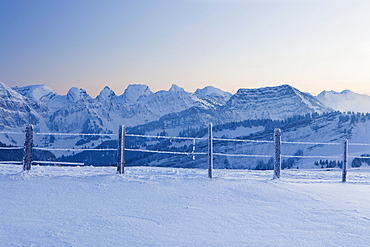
[214,153,273,158]
[282,155,342,159]
[282,141,341,146]
[125,148,206,155]
[0,131,115,137]
[349,143,370,146]
[35,132,115,137]
[3,129,370,164]
[34,147,117,152]
[0,131,24,135]
[213,137,273,144]
[0,146,23,150]
[349,155,370,159]
[126,133,206,141]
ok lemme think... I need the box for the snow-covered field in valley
[1,165,370,247]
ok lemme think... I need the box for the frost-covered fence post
[192,138,196,161]
[23,125,33,171]
[117,125,125,174]
[342,139,348,183]
[273,128,281,179]
[208,123,213,179]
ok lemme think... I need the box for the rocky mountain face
[0,83,44,131]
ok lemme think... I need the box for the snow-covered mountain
[222,85,331,120]
[194,86,232,106]
[0,81,334,153]
[316,90,370,113]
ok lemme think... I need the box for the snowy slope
[0,82,48,132]
[1,165,370,247]
[317,90,370,113]
[124,112,370,170]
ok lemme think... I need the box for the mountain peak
[169,84,185,92]
[195,86,230,97]
[67,87,91,103]
[12,84,57,103]
[194,86,232,106]
[96,86,116,101]
[341,89,352,94]
[121,84,152,103]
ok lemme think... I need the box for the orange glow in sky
[1,0,370,97]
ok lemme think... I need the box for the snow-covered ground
[1,165,370,246]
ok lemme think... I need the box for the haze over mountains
[316,90,370,113]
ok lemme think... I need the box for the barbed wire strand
[32,161,84,165]
[282,141,341,146]
[213,137,273,143]
[126,134,206,141]
[214,153,273,158]
[35,132,115,137]
[349,143,370,146]
[0,131,24,135]
[34,147,117,152]
[0,131,115,136]
[282,155,342,159]
[125,148,206,155]
[0,147,23,150]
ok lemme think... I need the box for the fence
[1,124,370,182]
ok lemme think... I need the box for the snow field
[1,165,370,246]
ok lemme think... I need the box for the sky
[1,0,370,97]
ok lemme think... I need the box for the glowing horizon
[1,0,370,97]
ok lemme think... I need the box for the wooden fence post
[23,125,33,171]
[273,128,281,179]
[342,139,348,182]
[192,138,196,161]
[117,125,125,174]
[208,123,213,179]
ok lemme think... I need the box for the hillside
[118,111,370,169]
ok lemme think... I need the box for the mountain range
[2,81,331,135]
[1,80,370,169]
